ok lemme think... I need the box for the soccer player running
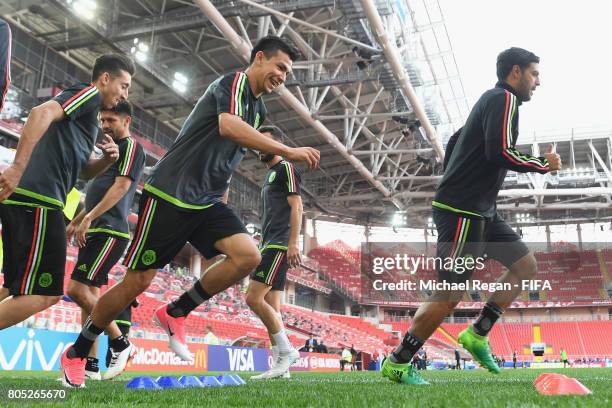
[66,100,145,380]
[61,36,320,388]
[0,55,134,331]
[382,47,562,384]
[247,125,303,380]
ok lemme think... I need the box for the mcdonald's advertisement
[0,328,342,373]
[126,338,208,372]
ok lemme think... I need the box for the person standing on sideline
[203,325,219,345]
[454,348,461,370]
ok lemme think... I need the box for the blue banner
[206,345,271,372]
[0,327,109,371]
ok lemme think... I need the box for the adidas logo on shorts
[78,264,88,272]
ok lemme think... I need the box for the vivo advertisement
[0,328,340,372]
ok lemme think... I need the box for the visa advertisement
[0,328,341,372]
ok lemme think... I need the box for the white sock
[271,345,279,367]
[271,330,292,353]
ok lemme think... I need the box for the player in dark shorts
[0,55,134,344]
[0,18,11,113]
[66,100,145,380]
[247,126,303,380]
[382,47,562,385]
[62,36,320,387]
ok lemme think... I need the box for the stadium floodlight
[138,42,149,53]
[392,212,405,227]
[130,38,149,62]
[134,51,147,62]
[173,72,189,93]
[71,0,97,20]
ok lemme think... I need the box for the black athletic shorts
[0,204,66,296]
[71,232,129,287]
[123,193,247,271]
[250,246,288,291]
[433,207,529,283]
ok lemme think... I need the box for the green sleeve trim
[65,89,99,115]
[14,187,64,208]
[261,244,288,252]
[432,201,484,218]
[1,200,56,210]
[143,184,214,210]
[87,228,130,239]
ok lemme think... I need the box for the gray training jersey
[84,137,145,237]
[144,71,266,209]
[261,160,301,248]
[7,83,101,210]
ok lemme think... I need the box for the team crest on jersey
[268,171,276,183]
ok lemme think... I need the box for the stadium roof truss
[1,0,609,227]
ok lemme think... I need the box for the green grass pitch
[0,368,610,407]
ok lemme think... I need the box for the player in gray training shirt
[0,54,134,338]
[67,100,145,381]
[63,36,320,387]
[247,125,304,380]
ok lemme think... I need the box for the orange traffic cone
[534,373,592,395]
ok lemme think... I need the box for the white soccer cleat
[85,369,101,380]
[250,349,299,380]
[249,370,278,380]
[102,342,136,380]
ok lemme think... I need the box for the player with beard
[67,100,145,381]
[382,47,561,384]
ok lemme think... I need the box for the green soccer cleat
[381,357,429,385]
[457,325,501,374]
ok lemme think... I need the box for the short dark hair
[101,100,132,117]
[92,53,136,82]
[496,47,539,81]
[250,36,300,64]
[258,125,286,142]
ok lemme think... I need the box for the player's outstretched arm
[219,113,320,169]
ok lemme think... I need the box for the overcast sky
[438,0,612,137]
